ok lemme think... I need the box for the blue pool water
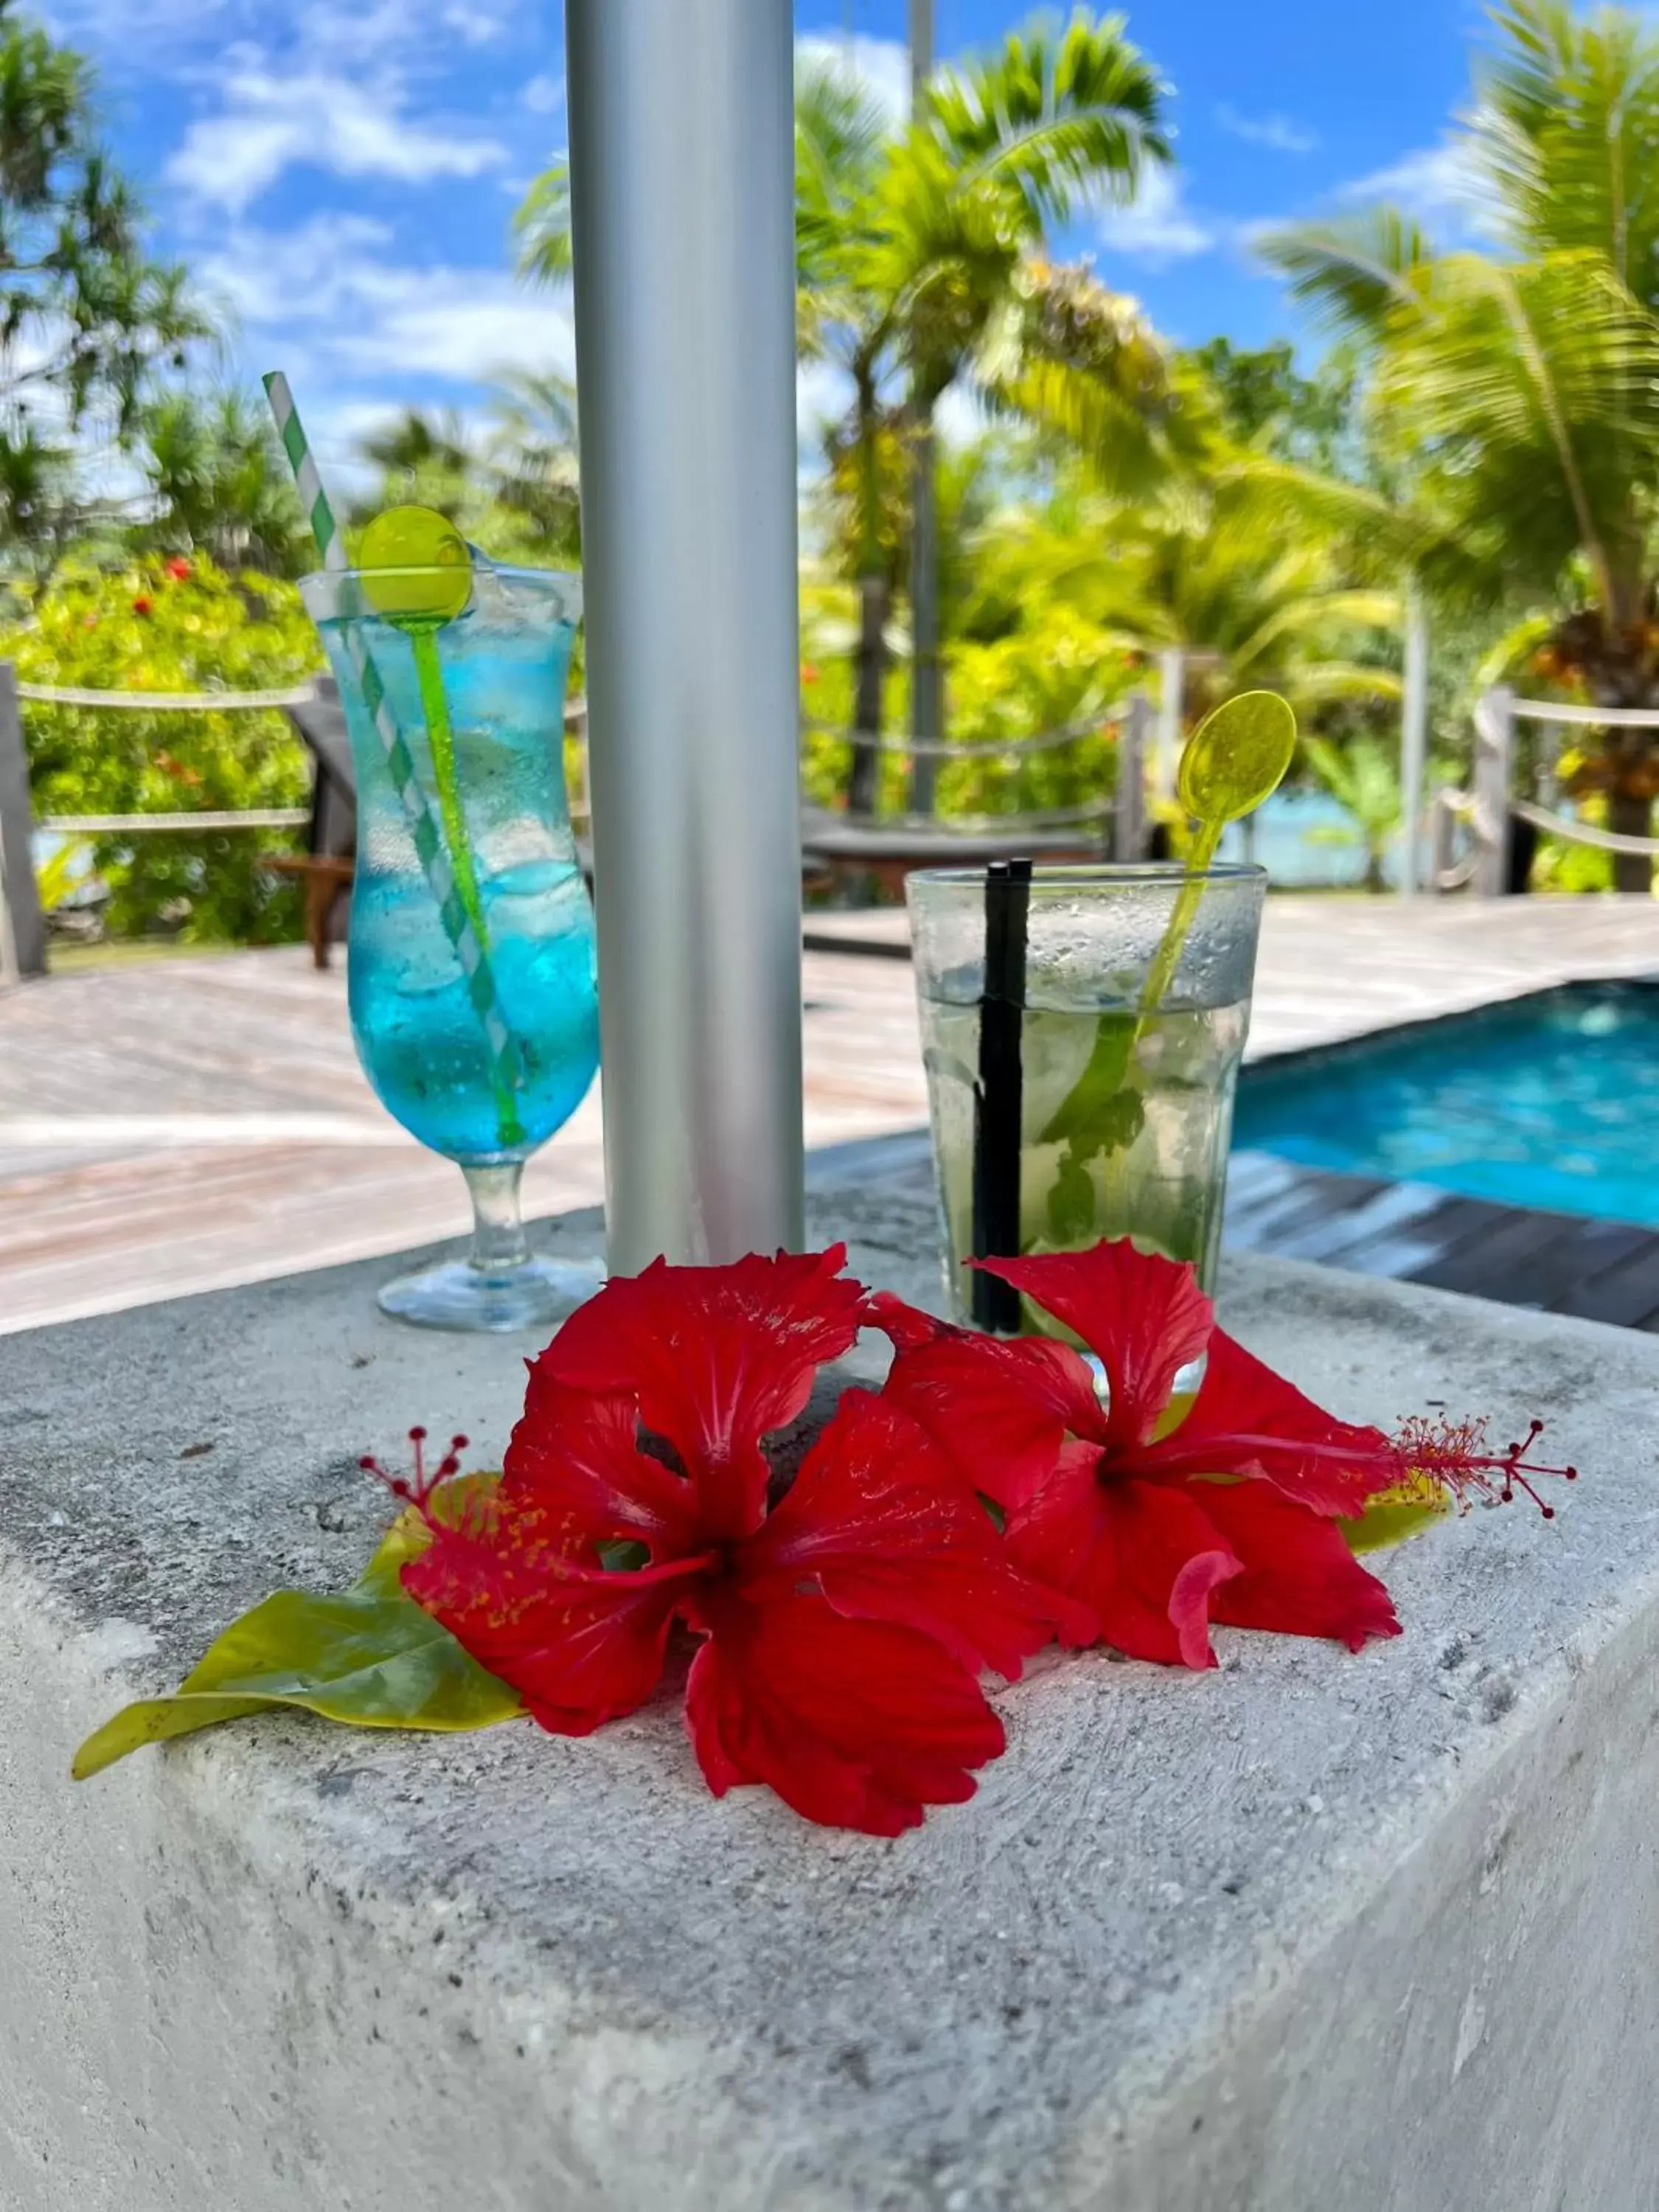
[1234,982,1659,1225]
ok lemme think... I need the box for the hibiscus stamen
[1391,1414,1577,1518]
[360,1425,471,1511]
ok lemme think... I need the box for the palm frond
[929,11,1170,226]
[514,162,571,288]
[1253,211,1437,344]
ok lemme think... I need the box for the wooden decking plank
[1551,1237,1659,1329]
[1403,1202,1587,1301]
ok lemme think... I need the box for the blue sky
[35,0,1491,482]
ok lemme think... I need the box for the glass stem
[465,1162,530,1277]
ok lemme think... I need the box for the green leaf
[1340,1482,1453,1556]
[1040,1009,1141,1152]
[72,1486,521,1781]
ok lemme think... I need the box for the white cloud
[1215,105,1318,156]
[1098,170,1218,264]
[523,73,563,116]
[796,32,910,125]
[441,1,505,44]
[1340,140,1482,218]
[44,0,524,76]
[195,212,398,325]
[167,62,509,214]
[200,215,574,389]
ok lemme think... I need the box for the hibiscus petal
[403,1512,708,1735]
[505,1385,702,1559]
[880,1325,1105,1512]
[976,1241,1214,1450]
[1009,1467,1239,1669]
[531,1246,867,1540]
[1194,1478,1402,1652]
[1138,1327,1395,1517]
[742,1389,1088,1676]
[863,1290,943,1353]
[682,1586,1006,1835]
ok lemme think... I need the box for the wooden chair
[269,679,356,968]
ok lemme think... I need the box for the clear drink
[908,864,1265,1332]
[920,998,1248,1318]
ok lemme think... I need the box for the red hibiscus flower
[165,555,192,580]
[874,1239,1405,1670]
[400,1248,1081,1834]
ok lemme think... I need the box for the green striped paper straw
[262,371,525,1134]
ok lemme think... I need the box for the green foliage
[8,556,322,942]
[1184,337,1363,476]
[73,1484,521,1781]
[1256,2,1659,673]
[350,379,581,568]
[0,4,213,563]
[1301,733,1405,891]
[136,386,311,576]
[963,472,1403,726]
[800,577,1138,816]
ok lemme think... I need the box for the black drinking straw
[971,858,1031,1332]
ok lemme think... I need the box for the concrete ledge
[4,1193,1659,2210]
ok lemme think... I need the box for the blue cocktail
[302,532,600,1331]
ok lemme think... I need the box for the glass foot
[377,1251,605,1334]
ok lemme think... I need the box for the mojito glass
[300,557,600,1332]
[908,863,1266,1332]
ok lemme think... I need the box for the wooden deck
[4,894,1659,1337]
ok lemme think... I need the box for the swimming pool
[1234,981,1659,1227]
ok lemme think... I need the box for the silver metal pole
[1399,593,1430,898]
[1114,694,1150,861]
[907,0,942,817]
[566,0,805,1270]
[0,665,45,984]
[1155,647,1184,801]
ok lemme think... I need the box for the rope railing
[41,809,310,834]
[1509,796,1659,858]
[1509,698,1659,731]
[16,679,321,712]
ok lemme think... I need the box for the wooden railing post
[1115,693,1150,863]
[1471,686,1514,899]
[0,663,45,982]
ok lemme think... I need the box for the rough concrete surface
[3,1191,1659,2212]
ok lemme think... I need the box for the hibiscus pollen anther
[1392,1413,1577,1518]
[360,1427,471,1509]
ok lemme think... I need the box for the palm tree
[518,10,1172,814]
[964,476,1403,727]
[794,19,1172,811]
[353,384,582,568]
[484,369,581,561]
[1257,0,1659,888]
[139,388,310,574]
